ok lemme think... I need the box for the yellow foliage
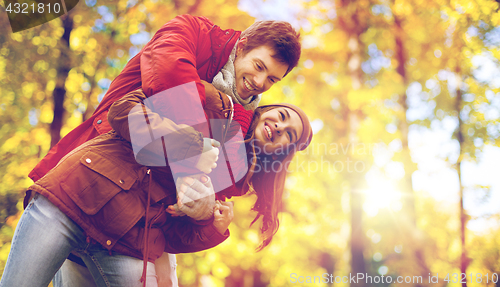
[2,134,22,153]
[128,20,140,35]
[244,230,259,245]
[51,48,60,58]
[83,62,96,77]
[31,36,41,46]
[86,38,97,50]
[61,111,84,136]
[492,12,500,26]
[73,14,83,23]
[65,75,82,93]
[346,88,383,110]
[5,212,21,228]
[0,243,12,264]
[10,33,23,42]
[52,26,65,38]
[212,262,231,279]
[22,82,36,99]
[195,258,211,275]
[393,0,413,16]
[178,268,196,285]
[40,103,54,123]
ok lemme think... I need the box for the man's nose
[254,74,265,89]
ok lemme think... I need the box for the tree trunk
[346,33,366,287]
[50,13,74,148]
[320,252,335,287]
[455,71,469,287]
[394,15,417,225]
[336,0,368,282]
[394,14,430,284]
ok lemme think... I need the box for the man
[37,14,301,287]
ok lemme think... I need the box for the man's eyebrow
[285,109,298,141]
[256,59,268,71]
[256,58,282,81]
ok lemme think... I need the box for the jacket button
[97,119,102,124]
[225,31,229,35]
[224,113,228,117]
[119,180,124,184]
[219,44,221,47]
[222,125,226,129]
[85,158,91,164]
[106,240,112,245]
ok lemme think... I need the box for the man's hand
[166,176,215,221]
[195,138,220,174]
[213,201,234,234]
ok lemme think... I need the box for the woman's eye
[287,132,292,141]
[280,112,285,120]
[256,64,262,71]
[269,78,275,83]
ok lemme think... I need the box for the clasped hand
[195,138,220,174]
[167,175,215,221]
[166,176,234,234]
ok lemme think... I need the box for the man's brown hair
[240,20,301,77]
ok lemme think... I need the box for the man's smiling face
[233,38,289,100]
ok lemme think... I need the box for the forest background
[0,0,500,286]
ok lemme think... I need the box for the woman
[0,82,312,287]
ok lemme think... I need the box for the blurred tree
[430,1,500,285]
[360,0,500,285]
[385,0,448,283]
[336,0,370,282]
[50,13,73,147]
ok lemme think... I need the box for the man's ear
[236,37,247,56]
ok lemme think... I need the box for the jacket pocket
[62,150,138,215]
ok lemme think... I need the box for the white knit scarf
[211,43,261,111]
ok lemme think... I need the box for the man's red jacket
[28,14,241,183]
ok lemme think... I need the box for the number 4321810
[5,2,61,14]
[444,273,499,284]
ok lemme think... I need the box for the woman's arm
[162,202,234,254]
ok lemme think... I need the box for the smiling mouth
[243,77,256,92]
[264,123,273,141]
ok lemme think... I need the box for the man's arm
[108,88,204,169]
[141,15,210,106]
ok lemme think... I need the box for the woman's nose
[275,123,282,135]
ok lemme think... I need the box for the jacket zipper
[221,97,234,145]
[213,30,236,79]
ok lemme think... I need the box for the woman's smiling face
[253,107,303,154]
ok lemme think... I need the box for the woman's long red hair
[238,106,299,251]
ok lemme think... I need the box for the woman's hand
[167,175,215,220]
[213,201,234,235]
[195,138,220,174]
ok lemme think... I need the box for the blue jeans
[53,253,179,287]
[0,194,157,287]
[53,259,98,287]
